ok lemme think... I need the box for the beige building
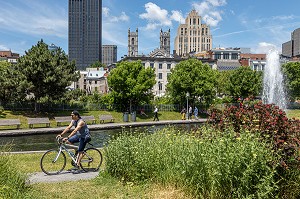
[174,10,212,57]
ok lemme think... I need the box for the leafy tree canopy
[227,66,262,101]
[282,62,300,101]
[15,40,79,109]
[108,60,155,111]
[90,61,106,68]
[166,58,218,106]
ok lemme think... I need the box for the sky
[1,0,300,61]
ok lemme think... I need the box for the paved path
[27,170,100,184]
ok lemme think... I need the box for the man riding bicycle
[56,110,91,173]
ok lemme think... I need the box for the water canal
[0,123,200,152]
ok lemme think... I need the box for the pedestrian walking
[153,106,159,121]
[194,106,199,120]
[188,105,193,120]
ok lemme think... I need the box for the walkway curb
[0,119,207,136]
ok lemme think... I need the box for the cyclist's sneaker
[67,165,79,172]
[72,168,82,174]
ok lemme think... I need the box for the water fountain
[262,49,287,110]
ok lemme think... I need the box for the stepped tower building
[174,10,212,57]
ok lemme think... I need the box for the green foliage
[166,58,218,106]
[108,60,155,111]
[0,145,33,198]
[208,101,300,170]
[90,60,106,68]
[282,62,300,100]
[59,88,86,104]
[104,127,278,198]
[15,40,79,108]
[216,70,232,96]
[227,66,262,101]
[0,61,26,105]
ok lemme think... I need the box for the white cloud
[0,44,9,50]
[0,1,67,38]
[252,42,280,54]
[102,7,110,17]
[110,12,129,22]
[139,2,172,29]
[192,0,227,27]
[170,10,184,23]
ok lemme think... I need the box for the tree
[90,61,106,68]
[0,61,26,106]
[282,62,300,101]
[166,58,218,107]
[216,70,232,96]
[16,40,79,111]
[227,66,262,101]
[107,60,155,112]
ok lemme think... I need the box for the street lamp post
[186,92,190,119]
[158,81,161,97]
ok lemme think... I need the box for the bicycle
[40,137,103,175]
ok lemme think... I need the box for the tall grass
[104,126,279,198]
[0,145,33,198]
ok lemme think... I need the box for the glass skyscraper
[69,0,102,70]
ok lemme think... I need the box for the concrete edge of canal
[0,119,207,137]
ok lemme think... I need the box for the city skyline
[1,0,300,61]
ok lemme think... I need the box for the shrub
[208,101,300,169]
[0,145,33,198]
[104,127,278,198]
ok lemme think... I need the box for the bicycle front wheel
[80,148,103,172]
[40,149,66,175]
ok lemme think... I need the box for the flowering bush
[208,101,300,169]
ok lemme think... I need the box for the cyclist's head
[71,110,81,118]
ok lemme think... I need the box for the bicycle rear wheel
[40,149,66,175]
[80,148,102,172]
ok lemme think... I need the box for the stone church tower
[128,28,138,57]
[160,29,170,57]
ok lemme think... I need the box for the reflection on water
[0,123,199,152]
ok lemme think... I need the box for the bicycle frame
[56,138,93,165]
[55,138,79,164]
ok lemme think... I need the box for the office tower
[69,0,102,70]
[128,28,138,57]
[282,28,300,57]
[102,45,117,66]
[174,10,212,57]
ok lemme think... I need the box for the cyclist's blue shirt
[72,118,89,138]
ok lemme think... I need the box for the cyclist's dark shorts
[68,135,87,152]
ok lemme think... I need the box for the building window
[158,73,162,79]
[159,82,162,90]
[215,53,221,59]
[167,64,171,69]
[232,53,238,60]
[159,63,162,69]
[95,81,97,84]
[150,63,154,68]
[223,53,229,59]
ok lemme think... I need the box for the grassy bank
[7,152,190,199]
